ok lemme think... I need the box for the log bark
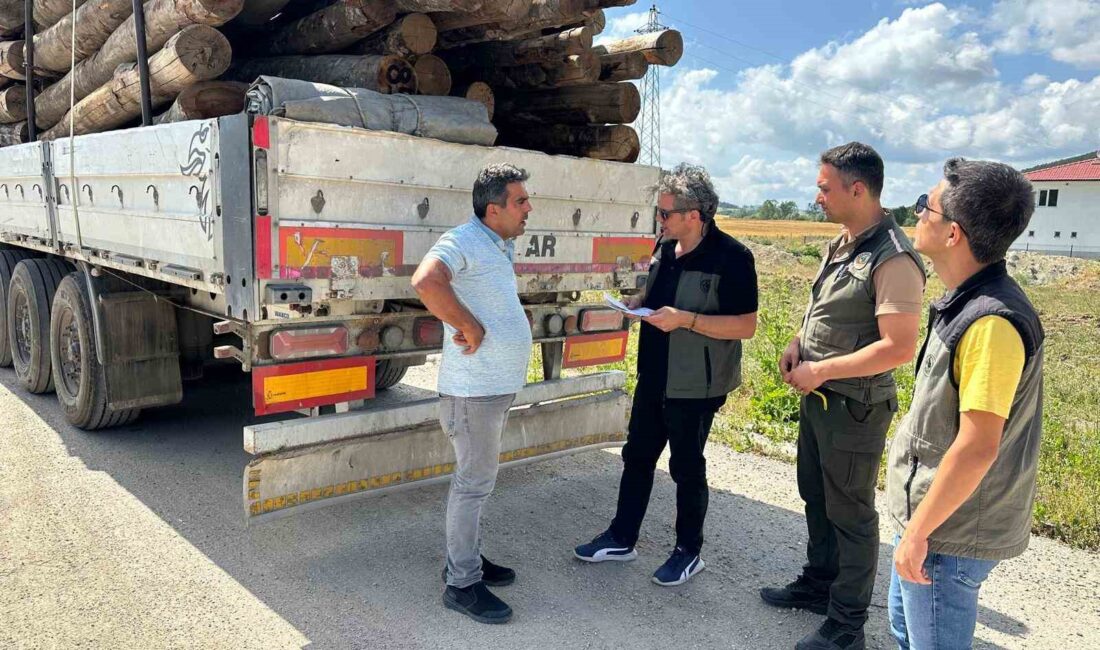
[226,55,417,94]
[153,80,247,123]
[0,119,26,145]
[33,0,134,73]
[0,83,24,122]
[32,0,87,31]
[393,0,482,11]
[260,0,397,56]
[34,0,244,129]
[452,80,492,120]
[42,25,233,139]
[234,0,291,25]
[0,0,23,36]
[346,12,436,57]
[411,53,450,95]
[598,50,647,82]
[0,40,24,80]
[442,25,590,68]
[592,29,682,66]
[498,123,638,162]
[496,82,640,125]
[435,0,589,46]
[454,50,598,91]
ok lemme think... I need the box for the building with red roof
[1013,152,1100,259]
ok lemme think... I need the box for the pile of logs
[0,0,684,162]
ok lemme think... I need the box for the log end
[378,55,418,95]
[647,29,683,66]
[457,81,494,121]
[403,13,439,56]
[413,54,452,96]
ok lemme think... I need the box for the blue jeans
[888,534,999,650]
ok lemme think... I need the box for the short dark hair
[472,163,529,219]
[820,142,884,198]
[940,158,1034,264]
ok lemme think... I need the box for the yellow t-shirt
[952,315,1026,419]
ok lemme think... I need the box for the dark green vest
[799,216,925,404]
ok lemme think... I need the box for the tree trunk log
[33,0,134,73]
[0,0,23,36]
[452,80,492,120]
[34,0,243,129]
[411,53,450,95]
[226,54,417,94]
[153,79,247,123]
[454,50,598,91]
[496,82,640,125]
[434,0,590,46]
[442,25,590,68]
[598,50,647,82]
[0,119,26,145]
[592,29,681,66]
[393,0,482,11]
[498,123,637,161]
[0,83,24,122]
[32,0,87,31]
[234,0,291,25]
[42,24,232,139]
[346,12,436,57]
[260,0,397,56]
[0,40,24,80]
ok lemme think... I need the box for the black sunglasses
[915,194,967,235]
[656,207,693,220]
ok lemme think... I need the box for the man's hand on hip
[453,323,486,355]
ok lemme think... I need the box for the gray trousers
[440,393,516,588]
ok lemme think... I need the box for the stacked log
[0,83,24,121]
[153,80,247,124]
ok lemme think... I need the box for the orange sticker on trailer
[592,237,655,265]
[562,331,629,369]
[253,357,375,416]
[279,227,404,280]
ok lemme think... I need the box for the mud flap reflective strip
[252,357,375,416]
[244,389,630,523]
[562,331,629,369]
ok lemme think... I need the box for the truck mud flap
[243,372,630,523]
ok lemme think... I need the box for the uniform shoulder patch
[852,252,873,271]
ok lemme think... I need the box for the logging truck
[0,112,658,521]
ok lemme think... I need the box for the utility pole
[636,4,665,167]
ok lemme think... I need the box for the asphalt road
[2,363,1097,649]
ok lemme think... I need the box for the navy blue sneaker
[574,529,638,563]
[652,546,705,586]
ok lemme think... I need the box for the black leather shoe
[441,555,516,587]
[759,576,829,615]
[796,619,865,650]
[443,582,513,625]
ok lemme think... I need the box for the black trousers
[610,380,720,554]
[797,389,895,627]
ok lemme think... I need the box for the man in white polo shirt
[411,163,534,625]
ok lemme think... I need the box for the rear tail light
[270,326,349,360]
[579,309,625,332]
[414,317,444,346]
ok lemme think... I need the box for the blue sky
[598,0,1100,207]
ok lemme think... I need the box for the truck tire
[7,258,71,393]
[375,358,410,390]
[0,250,37,368]
[50,274,141,430]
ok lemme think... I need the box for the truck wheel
[0,250,37,368]
[50,274,140,429]
[375,358,410,390]
[7,258,71,393]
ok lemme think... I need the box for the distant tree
[757,199,780,220]
[889,206,917,227]
[778,200,799,220]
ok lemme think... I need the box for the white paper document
[604,292,654,317]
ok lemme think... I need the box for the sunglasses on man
[915,193,967,236]
[656,207,693,221]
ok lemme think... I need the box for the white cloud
[595,10,649,46]
[990,0,1100,69]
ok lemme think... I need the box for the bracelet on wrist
[689,312,698,330]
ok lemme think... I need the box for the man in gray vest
[886,159,1042,649]
[760,143,925,650]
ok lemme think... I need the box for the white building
[1011,153,1100,259]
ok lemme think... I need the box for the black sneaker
[651,546,705,586]
[759,575,829,615]
[441,555,516,587]
[795,619,865,650]
[443,582,513,625]
[574,529,638,563]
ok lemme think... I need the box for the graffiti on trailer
[180,123,214,240]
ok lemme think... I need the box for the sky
[597,0,1100,208]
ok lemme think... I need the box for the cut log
[33,0,134,73]
[583,0,635,9]
[452,80,492,120]
[454,50,598,91]
[0,40,24,80]
[260,0,397,56]
[34,0,244,129]
[42,25,233,140]
[497,123,638,162]
[495,82,640,125]
[0,83,24,122]
[435,0,589,47]
[226,55,417,94]
[347,13,437,57]
[442,25,591,68]
[411,53,450,95]
[0,119,26,145]
[598,50,647,82]
[153,80,247,124]
[0,0,23,36]
[393,0,482,11]
[592,29,682,66]
[32,0,88,31]
[234,0,291,25]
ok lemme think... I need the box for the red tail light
[270,326,349,360]
[414,317,444,346]
[579,309,625,332]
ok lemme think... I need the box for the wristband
[690,312,698,330]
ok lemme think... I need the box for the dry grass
[716,217,916,241]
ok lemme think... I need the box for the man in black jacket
[574,163,758,586]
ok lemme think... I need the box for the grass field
[539,224,1100,551]
[715,217,917,241]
